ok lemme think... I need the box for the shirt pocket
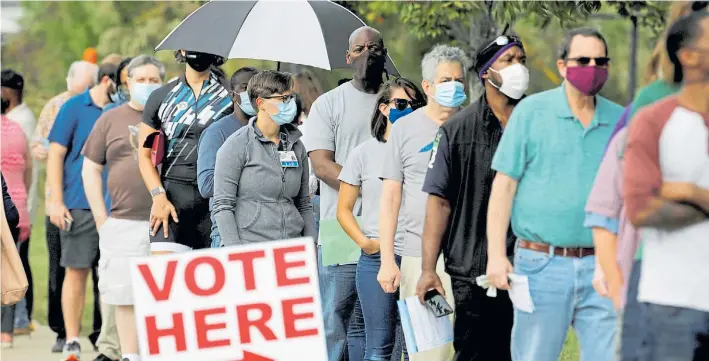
[514,247,552,275]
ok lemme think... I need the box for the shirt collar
[554,82,611,126]
[80,90,96,107]
[250,117,302,145]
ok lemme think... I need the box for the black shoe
[52,338,66,353]
[92,354,118,361]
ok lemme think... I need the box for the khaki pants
[400,255,455,361]
[96,302,120,359]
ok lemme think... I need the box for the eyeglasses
[567,57,611,67]
[263,94,294,103]
[479,35,521,56]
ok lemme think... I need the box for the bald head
[348,26,383,49]
[67,60,99,95]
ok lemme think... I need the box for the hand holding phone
[423,289,453,318]
[64,217,73,232]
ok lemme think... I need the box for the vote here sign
[130,238,326,361]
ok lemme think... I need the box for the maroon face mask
[565,66,609,96]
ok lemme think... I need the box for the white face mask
[487,63,529,100]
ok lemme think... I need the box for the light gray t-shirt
[303,82,378,244]
[339,139,406,255]
[380,108,441,257]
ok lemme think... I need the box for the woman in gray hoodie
[212,71,315,245]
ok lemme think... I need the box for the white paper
[508,274,535,313]
[476,273,535,313]
[397,296,453,354]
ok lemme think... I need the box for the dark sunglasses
[390,98,415,111]
[568,57,611,67]
[692,1,708,11]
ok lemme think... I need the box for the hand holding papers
[398,296,454,354]
[476,273,535,313]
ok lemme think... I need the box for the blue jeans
[356,251,402,361]
[639,304,709,361]
[620,260,647,361]
[210,234,221,248]
[511,247,617,361]
[318,245,364,361]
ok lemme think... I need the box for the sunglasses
[390,98,415,111]
[568,57,611,67]
[692,1,708,11]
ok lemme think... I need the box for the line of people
[3,4,708,361]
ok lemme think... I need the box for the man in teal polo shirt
[486,28,624,361]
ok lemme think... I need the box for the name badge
[279,151,299,168]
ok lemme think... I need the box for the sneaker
[52,338,66,353]
[62,340,81,361]
[92,354,118,361]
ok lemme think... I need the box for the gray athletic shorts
[59,209,99,269]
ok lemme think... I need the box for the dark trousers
[46,217,102,342]
[17,238,33,320]
[452,279,513,361]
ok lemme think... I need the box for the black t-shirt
[422,96,516,281]
[142,73,233,184]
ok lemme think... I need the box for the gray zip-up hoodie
[212,118,316,245]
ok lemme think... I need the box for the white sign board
[131,238,326,361]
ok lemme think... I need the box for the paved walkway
[1,323,99,361]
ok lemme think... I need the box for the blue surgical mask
[267,98,298,125]
[238,91,257,116]
[131,83,161,106]
[388,107,413,123]
[433,81,466,108]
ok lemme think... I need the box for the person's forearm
[592,228,621,285]
[337,206,368,247]
[47,147,65,205]
[138,149,163,193]
[314,160,342,190]
[632,197,708,229]
[687,187,709,213]
[421,195,450,273]
[82,166,108,224]
[486,175,517,259]
[379,186,401,265]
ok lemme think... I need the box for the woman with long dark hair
[336,78,425,361]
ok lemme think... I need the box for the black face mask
[1,97,9,114]
[351,49,386,82]
[185,51,217,72]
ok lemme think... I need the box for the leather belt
[518,239,594,258]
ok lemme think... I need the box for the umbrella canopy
[156,0,399,76]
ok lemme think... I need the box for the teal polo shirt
[491,84,624,248]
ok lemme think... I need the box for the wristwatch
[151,186,166,198]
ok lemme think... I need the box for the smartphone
[64,217,73,232]
[424,289,453,318]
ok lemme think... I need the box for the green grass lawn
[27,174,580,359]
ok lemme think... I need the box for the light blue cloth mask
[238,91,257,116]
[433,81,467,108]
[268,97,298,125]
[131,83,161,106]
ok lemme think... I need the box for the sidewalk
[1,323,99,361]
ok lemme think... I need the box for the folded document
[397,296,453,354]
[476,273,535,313]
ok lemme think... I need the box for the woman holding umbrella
[212,70,316,246]
[138,49,233,254]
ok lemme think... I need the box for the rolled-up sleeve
[584,213,620,234]
[623,109,663,221]
[294,141,316,241]
[422,129,452,198]
[213,135,246,245]
[491,102,530,181]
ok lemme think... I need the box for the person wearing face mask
[413,35,528,361]
[336,78,425,361]
[304,26,389,361]
[46,62,119,361]
[378,44,469,361]
[485,27,624,361]
[197,67,259,248]
[138,49,232,255]
[104,57,134,113]
[212,70,315,246]
[81,55,165,361]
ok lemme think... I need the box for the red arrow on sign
[230,350,275,361]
